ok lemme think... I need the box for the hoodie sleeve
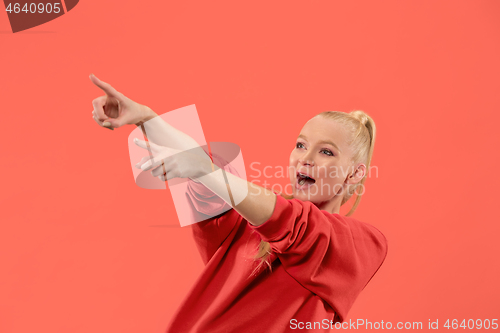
[185,150,241,265]
[248,195,388,323]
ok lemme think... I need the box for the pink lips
[295,178,313,190]
[295,171,316,190]
[297,170,315,180]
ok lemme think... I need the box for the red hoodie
[165,153,388,333]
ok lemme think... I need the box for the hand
[90,74,155,130]
[133,138,211,182]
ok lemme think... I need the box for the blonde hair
[250,110,376,276]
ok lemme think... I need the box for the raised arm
[135,107,212,163]
[134,136,277,227]
[89,74,210,163]
[195,157,277,226]
[89,74,277,226]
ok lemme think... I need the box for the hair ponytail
[340,110,376,216]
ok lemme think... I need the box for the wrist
[192,155,215,182]
[135,106,158,127]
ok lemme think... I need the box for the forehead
[299,116,349,153]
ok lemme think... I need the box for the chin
[292,189,316,202]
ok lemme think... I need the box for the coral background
[1,1,499,332]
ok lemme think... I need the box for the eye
[321,149,334,156]
[296,142,305,149]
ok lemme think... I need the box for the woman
[90,74,388,332]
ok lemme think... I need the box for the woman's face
[289,116,355,207]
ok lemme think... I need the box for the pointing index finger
[89,74,121,98]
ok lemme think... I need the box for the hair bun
[350,110,369,126]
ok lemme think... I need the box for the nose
[299,150,315,167]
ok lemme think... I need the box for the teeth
[298,178,306,185]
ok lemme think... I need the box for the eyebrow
[297,134,342,154]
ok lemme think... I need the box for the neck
[314,195,342,215]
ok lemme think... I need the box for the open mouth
[296,172,316,188]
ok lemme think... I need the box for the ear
[345,163,366,185]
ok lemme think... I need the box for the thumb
[102,119,114,128]
[102,115,127,129]
[134,137,160,152]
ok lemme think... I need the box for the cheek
[289,159,296,170]
[289,153,297,168]
[317,165,343,185]
[289,154,300,170]
[288,156,297,182]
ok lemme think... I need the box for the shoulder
[335,214,389,263]
[342,214,388,243]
